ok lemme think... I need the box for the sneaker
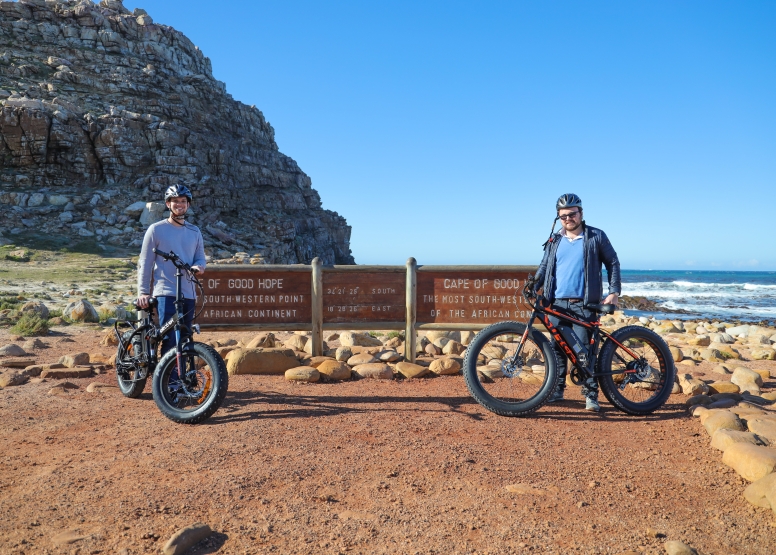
[585,397,600,412]
[547,388,565,403]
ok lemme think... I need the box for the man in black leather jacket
[534,193,621,411]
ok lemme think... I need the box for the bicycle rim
[464,322,557,416]
[599,328,673,414]
[163,352,215,411]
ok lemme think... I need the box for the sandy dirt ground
[1,325,775,555]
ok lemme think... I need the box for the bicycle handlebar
[152,248,199,275]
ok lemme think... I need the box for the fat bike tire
[463,321,559,417]
[152,342,228,424]
[116,330,147,398]
[597,326,676,416]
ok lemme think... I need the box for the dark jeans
[155,296,195,357]
[549,299,598,399]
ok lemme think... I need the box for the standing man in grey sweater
[137,184,206,355]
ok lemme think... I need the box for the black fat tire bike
[463,278,676,416]
[114,248,228,424]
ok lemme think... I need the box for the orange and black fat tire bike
[463,277,676,416]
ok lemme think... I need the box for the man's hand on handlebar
[137,294,152,309]
[191,265,204,276]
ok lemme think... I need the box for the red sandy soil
[1,326,775,555]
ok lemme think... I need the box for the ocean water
[620,270,776,323]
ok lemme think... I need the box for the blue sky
[123,1,776,270]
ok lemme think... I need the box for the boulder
[712,364,732,375]
[424,343,441,356]
[746,418,776,445]
[396,362,430,379]
[688,335,710,347]
[285,366,320,383]
[347,353,377,366]
[707,382,740,394]
[40,367,94,379]
[425,330,461,343]
[244,333,275,349]
[339,331,382,347]
[668,346,683,362]
[124,200,147,217]
[226,349,300,375]
[0,344,27,357]
[284,335,308,351]
[743,473,776,509]
[303,339,327,355]
[731,367,763,388]
[429,358,461,375]
[162,523,213,555]
[702,410,745,436]
[309,356,335,368]
[431,336,452,349]
[0,371,28,387]
[58,352,90,367]
[655,322,680,334]
[700,348,723,362]
[376,350,402,363]
[139,201,166,226]
[722,443,776,481]
[460,331,476,346]
[442,340,465,355]
[710,429,765,451]
[750,348,776,361]
[335,346,352,362]
[663,541,698,555]
[352,363,393,380]
[678,373,708,396]
[316,360,352,381]
[20,301,49,319]
[63,299,99,323]
[753,368,771,381]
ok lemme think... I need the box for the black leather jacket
[534,222,621,305]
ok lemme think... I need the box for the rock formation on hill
[0,0,354,264]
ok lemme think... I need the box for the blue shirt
[553,233,585,299]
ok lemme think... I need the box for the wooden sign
[416,270,534,325]
[195,269,311,326]
[323,271,405,323]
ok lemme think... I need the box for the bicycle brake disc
[499,357,521,378]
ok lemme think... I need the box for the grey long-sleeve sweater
[137,220,206,299]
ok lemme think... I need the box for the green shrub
[385,331,404,340]
[98,307,114,323]
[11,313,49,336]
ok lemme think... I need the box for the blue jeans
[155,296,195,357]
[549,299,598,399]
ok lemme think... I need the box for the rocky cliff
[0,0,354,264]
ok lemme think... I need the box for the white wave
[621,287,754,299]
[743,283,776,290]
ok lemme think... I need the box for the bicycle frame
[515,296,645,381]
[115,249,201,381]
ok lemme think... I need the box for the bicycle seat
[585,303,616,315]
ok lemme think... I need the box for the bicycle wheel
[597,326,676,415]
[115,329,147,398]
[463,321,559,416]
[152,342,228,424]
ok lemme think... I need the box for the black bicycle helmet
[556,193,582,212]
[164,184,192,203]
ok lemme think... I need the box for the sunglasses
[558,211,580,221]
